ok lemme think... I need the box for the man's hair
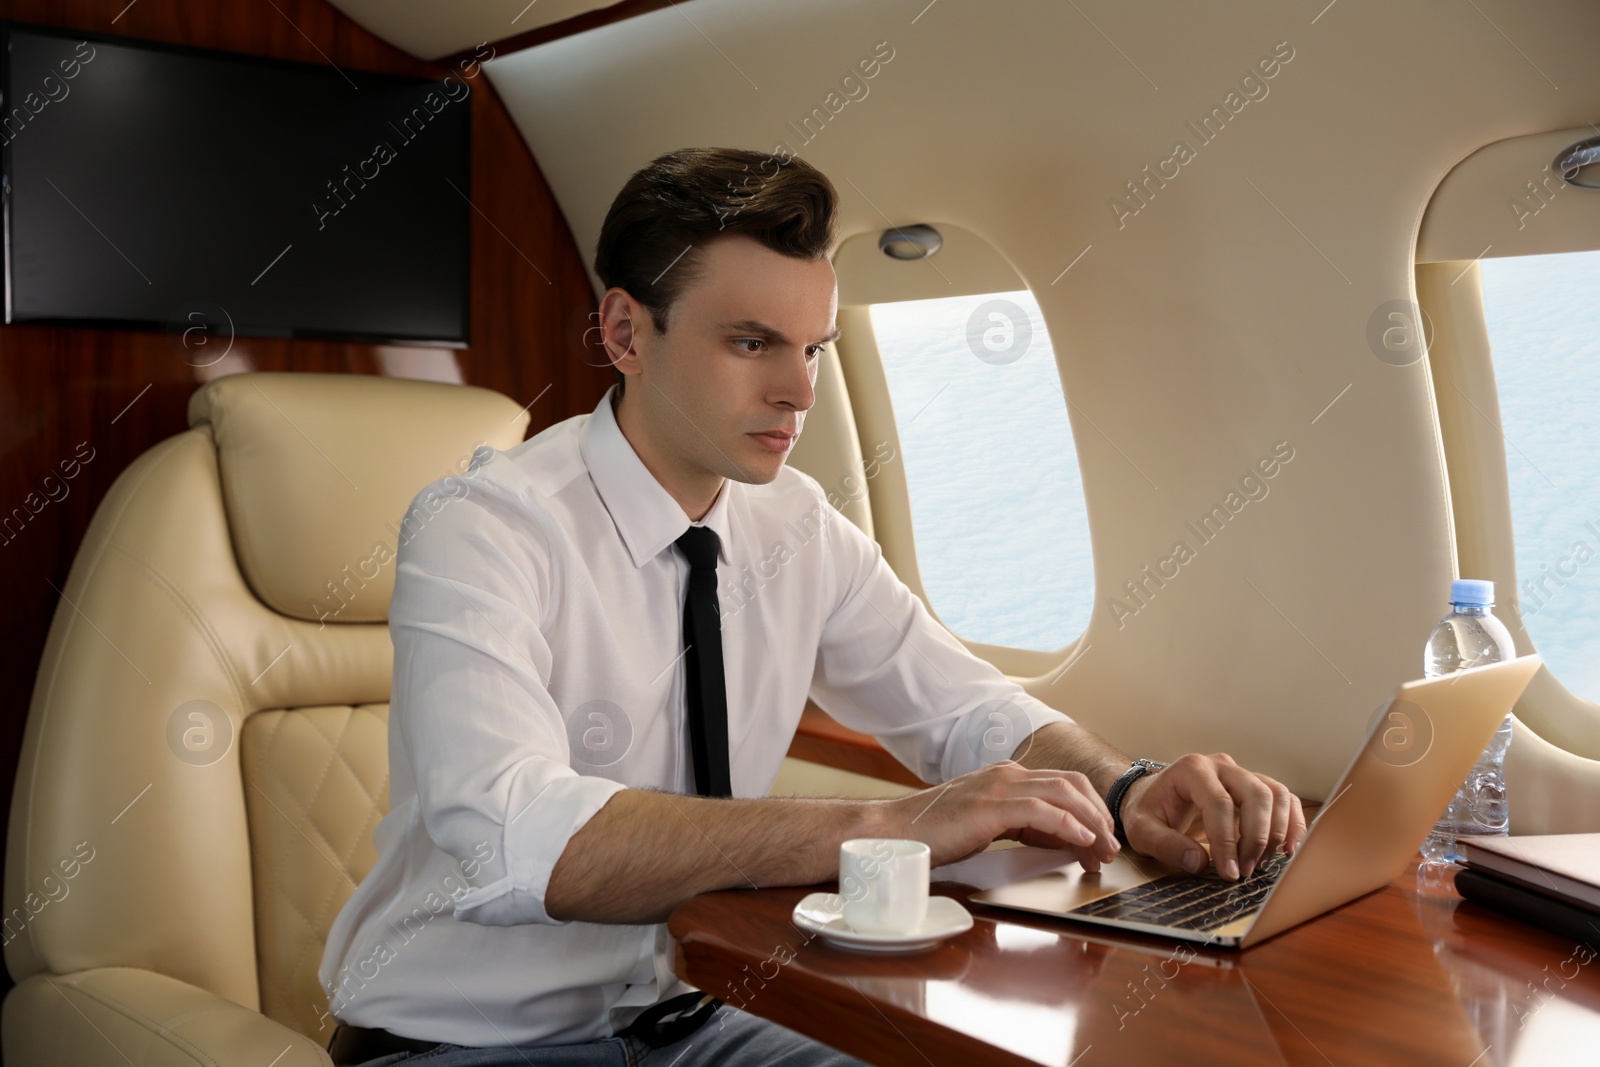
[593,147,839,395]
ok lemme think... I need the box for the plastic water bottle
[1419,579,1517,866]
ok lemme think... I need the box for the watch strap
[1105,758,1166,846]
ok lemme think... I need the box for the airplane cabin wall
[472,0,1600,808]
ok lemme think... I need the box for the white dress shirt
[318,384,1076,1046]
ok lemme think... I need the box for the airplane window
[868,289,1092,652]
[1478,248,1600,699]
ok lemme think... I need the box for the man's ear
[598,288,643,376]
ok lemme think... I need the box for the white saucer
[791,892,973,953]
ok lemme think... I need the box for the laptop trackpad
[935,843,1184,901]
[966,845,1196,912]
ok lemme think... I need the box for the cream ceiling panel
[481,0,1600,801]
[1417,124,1600,262]
[834,222,1025,305]
[325,0,615,61]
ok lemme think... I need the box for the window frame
[833,302,1091,679]
[1418,258,1600,761]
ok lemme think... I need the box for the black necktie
[674,525,731,797]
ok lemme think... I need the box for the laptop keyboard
[1068,849,1291,931]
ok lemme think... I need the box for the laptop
[970,654,1544,948]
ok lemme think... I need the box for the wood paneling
[788,703,928,788]
[435,0,677,69]
[0,0,610,1014]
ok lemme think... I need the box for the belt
[616,990,723,1048]
[325,991,720,1063]
[326,1022,445,1065]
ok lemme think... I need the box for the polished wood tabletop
[669,826,1600,1066]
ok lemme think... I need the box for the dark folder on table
[1454,833,1600,944]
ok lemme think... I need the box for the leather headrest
[187,372,531,623]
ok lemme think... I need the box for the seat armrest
[787,702,927,787]
[3,967,333,1066]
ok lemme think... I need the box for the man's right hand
[545,758,1125,925]
[880,760,1122,873]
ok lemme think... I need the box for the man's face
[622,234,838,486]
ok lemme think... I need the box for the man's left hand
[1117,753,1307,880]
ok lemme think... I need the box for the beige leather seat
[0,369,914,1066]
[2,372,533,1065]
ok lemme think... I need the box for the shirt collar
[580,384,734,570]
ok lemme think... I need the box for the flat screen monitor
[1,24,471,345]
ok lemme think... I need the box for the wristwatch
[1105,758,1167,846]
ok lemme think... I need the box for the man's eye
[735,338,765,353]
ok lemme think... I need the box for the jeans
[351,1005,871,1067]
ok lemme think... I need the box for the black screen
[2,25,470,344]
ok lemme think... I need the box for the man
[318,147,1306,1066]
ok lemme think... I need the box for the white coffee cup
[838,838,930,935]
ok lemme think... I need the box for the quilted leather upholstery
[2,373,531,1065]
[242,704,391,1041]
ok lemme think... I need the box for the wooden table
[669,836,1600,1066]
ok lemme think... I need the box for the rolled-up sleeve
[388,476,627,927]
[807,482,1076,785]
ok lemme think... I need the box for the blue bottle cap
[1450,578,1495,607]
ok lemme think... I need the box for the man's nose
[773,348,817,412]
